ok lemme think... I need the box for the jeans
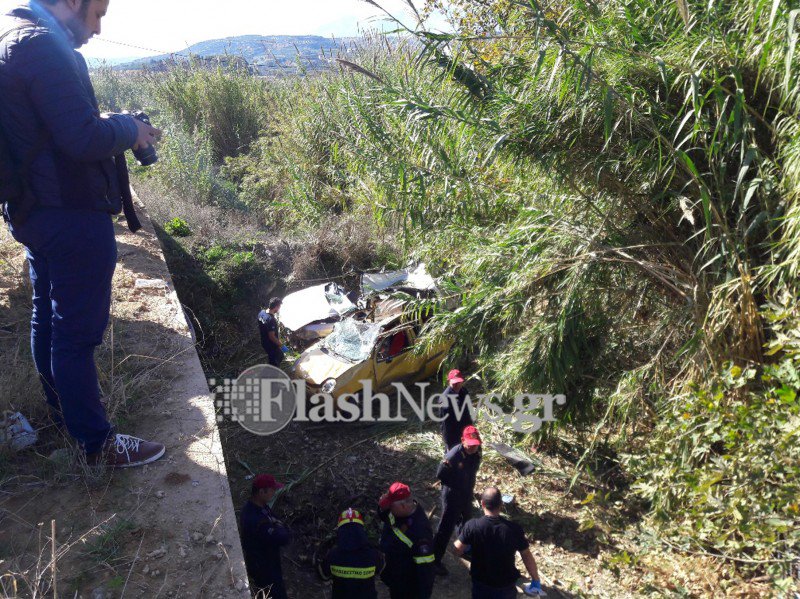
[8,207,116,454]
[472,579,518,599]
[433,487,473,562]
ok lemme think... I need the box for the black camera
[131,111,158,166]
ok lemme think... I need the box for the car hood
[294,347,358,385]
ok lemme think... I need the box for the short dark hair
[481,487,502,511]
[269,297,282,309]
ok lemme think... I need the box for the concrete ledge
[0,194,249,598]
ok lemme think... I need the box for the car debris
[279,282,357,344]
[360,263,436,296]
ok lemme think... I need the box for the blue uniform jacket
[437,443,482,496]
[378,502,435,598]
[322,522,384,599]
[240,500,291,588]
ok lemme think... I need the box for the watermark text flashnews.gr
[211,365,566,436]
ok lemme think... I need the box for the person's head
[480,487,502,514]
[336,508,369,548]
[38,0,109,48]
[447,369,465,392]
[379,481,416,518]
[251,473,284,506]
[461,425,482,455]
[268,297,282,313]
[337,507,364,529]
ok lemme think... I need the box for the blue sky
[82,0,448,59]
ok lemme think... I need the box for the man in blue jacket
[0,0,164,466]
[377,481,436,599]
[438,369,474,451]
[432,424,482,576]
[240,474,291,599]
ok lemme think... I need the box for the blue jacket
[240,500,291,588]
[0,2,138,215]
[437,443,481,496]
[378,503,435,598]
[438,385,474,450]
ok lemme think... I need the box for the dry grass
[0,224,188,597]
[288,208,399,291]
[133,177,264,247]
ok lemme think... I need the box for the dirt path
[221,399,768,599]
[0,200,249,598]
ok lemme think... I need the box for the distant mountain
[117,35,358,75]
[86,56,147,68]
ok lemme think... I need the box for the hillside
[118,34,358,74]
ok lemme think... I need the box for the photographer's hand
[132,118,162,151]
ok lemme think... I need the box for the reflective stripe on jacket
[378,504,435,598]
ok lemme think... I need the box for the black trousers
[264,346,283,367]
[432,487,473,562]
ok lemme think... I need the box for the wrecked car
[291,300,451,398]
[279,282,357,344]
[279,265,437,346]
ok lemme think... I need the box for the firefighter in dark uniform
[322,508,385,599]
[438,369,474,451]
[239,474,291,599]
[377,481,436,599]
[432,424,483,576]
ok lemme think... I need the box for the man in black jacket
[0,0,164,466]
[432,424,482,576]
[322,508,384,599]
[439,369,474,451]
[240,474,291,598]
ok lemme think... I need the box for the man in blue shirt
[240,473,291,598]
[258,297,285,367]
[0,0,164,467]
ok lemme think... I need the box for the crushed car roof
[280,282,355,332]
[360,264,435,295]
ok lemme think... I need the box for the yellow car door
[373,324,429,392]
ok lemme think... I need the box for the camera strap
[113,154,141,233]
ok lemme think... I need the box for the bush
[164,217,192,237]
[153,60,269,162]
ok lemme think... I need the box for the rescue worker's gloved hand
[524,580,547,596]
[281,345,289,353]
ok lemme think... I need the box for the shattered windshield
[322,319,381,362]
